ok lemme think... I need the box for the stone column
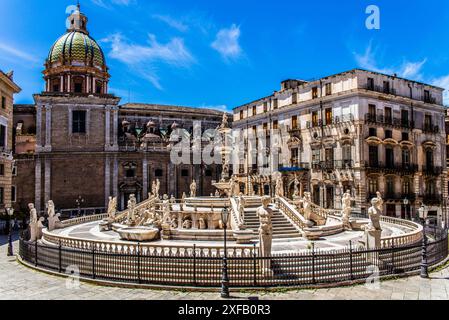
[112,108,119,151]
[105,107,111,149]
[168,162,176,197]
[143,157,148,200]
[36,105,43,149]
[60,75,64,92]
[35,159,42,213]
[105,155,111,207]
[44,158,51,204]
[44,106,52,151]
[113,156,118,199]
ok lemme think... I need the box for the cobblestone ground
[0,236,448,300]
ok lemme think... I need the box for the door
[387,204,396,217]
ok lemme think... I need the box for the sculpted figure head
[261,196,271,208]
[28,203,35,210]
[371,198,379,207]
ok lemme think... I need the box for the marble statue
[215,190,221,197]
[220,112,229,129]
[367,198,382,231]
[301,192,313,221]
[256,196,273,270]
[170,215,178,229]
[376,191,383,212]
[127,194,137,225]
[162,194,171,224]
[293,175,300,198]
[199,218,207,230]
[47,200,62,232]
[28,203,43,242]
[275,175,284,197]
[341,190,353,230]
[107,196,117,220]
[182,219,193,229]
[190,180,197,198]
[229,176,236,197]
[155,179,161,198]
[238,193,246,222]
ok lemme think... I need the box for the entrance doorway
[386,204,396,217]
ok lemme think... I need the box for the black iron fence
[19,230,448,288]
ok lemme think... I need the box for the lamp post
[403,198,410,220]
[6,207,14,256]
[75,196,85,217]
[220,205,230,298]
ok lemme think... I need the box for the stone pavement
[0,236,448,300]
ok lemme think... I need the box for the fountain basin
[117,227,160,242]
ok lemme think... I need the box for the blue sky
[1,0,449,109]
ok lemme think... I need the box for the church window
[72,110,86,134]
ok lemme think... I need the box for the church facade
[12,5,225,215]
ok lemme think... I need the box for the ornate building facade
[233,69,448,226]
[12,5,225,214]
[0,70,21,213]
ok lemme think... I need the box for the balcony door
[386,147,394,168]
[369,146,379,167]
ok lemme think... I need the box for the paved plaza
[0,234,448,300]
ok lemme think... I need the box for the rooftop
[120,103,228,117]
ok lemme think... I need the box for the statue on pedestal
[190,180,197,198]
[341,190,353,230]
[161,194,171,224]
[364,197,383,250]
[47,200,62,232]
[127,194,137,226]
[275,175,284,198]
[256,196,273,271]
[28,203,43,242]
[107,197,117,220]
[293,175,300,199]
[229,176,236,197]
[375,191,383,212]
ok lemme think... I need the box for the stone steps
[243,208,301,239]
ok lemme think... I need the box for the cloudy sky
[1,0,449,109]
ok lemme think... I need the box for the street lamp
[75,196,85,217]
[403,198,410,220]
[6,207,14,256]
[220,205,230,299]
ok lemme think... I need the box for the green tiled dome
[48,31,105,68]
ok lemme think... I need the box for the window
[386,147,394,167]
[368,179,378,195]
[403,179,411,195]
[1,96,5,109]
[291,148,299,167]
[369,146,379,167]
[292,93,298,104]
[325,83,332,96]
[312,87,318,99]
[73,77,84,93]
[312,149,321,164]
[368,104,376,117]
[424,114,432,130]
[312,111,319,127]
[11,186,16,203]
[383,81,390,94]
[385,130,392,139]
[401,132,409,141]
[369,128,377,137]
[401,110,409,126]
[273,99,278,109]
[239,110,244,120]
[0,164,4,176]
[292,116,298,129]
[325,108,333,125]
[181,169,189,177]
[205,169,212,177]
[402,149,410,167]
[95,81,103,94]
[252,106,257,116]
[126,169,135,178]
[386,177,395,195]
[342,145,352,162]
[12,164,17,176]
[425,150,434,169]
[272,120,278,130]
[155,169,163,177]
[0,187,4,205]
[72,110,87,134]
[367,77,374,90]
[0,125,6,148]
[385,107,392,124]
[424,90,431,103]
[263,102,268,113]
[325,148,334,168]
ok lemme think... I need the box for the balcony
[422,166,443,176]
[365,161,419,175]
[306,115,355,129]
[368,193,416,202]
[365,114,414,129]
[421,194,443,205]
[312,160,354,171]
[423,124,440,134]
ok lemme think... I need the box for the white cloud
[102,33,195,90]
[211,24,242,61]
[431,75,449,106]
[354,41,427,81]
[91,0,134,9]
[152,14,189,33]
[0,42,40,64]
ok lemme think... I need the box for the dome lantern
[68,2,89,35]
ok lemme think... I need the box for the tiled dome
[47,31,105,69]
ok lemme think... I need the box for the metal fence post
[58,240,62,273]
[137,243,141,284]
[193,244,197,286]
[34,240,38,267]
[92,245,96,279]
[312,243,316,284]
[421,232,429,278]
[391,243,395,274]
[253,243,257,286]
[349,240,354,281]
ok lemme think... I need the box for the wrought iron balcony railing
[365,161,419,174]
[365,114,414,129]
[422,166,443,176]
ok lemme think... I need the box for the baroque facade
[0,70,21,213]
[232,69,448,226]
[12,5,225,214]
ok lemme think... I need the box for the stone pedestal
[233,230,254,244]
[161,223,171,240]
[29,218,45,242]
[365,229,382,249]
[48,214,63,232]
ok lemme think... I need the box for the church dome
[47,31,105,69]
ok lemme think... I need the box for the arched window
[402,178,411,195]
[51,78,60,92]
[73,77,84,93]
[95,81,103,94]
